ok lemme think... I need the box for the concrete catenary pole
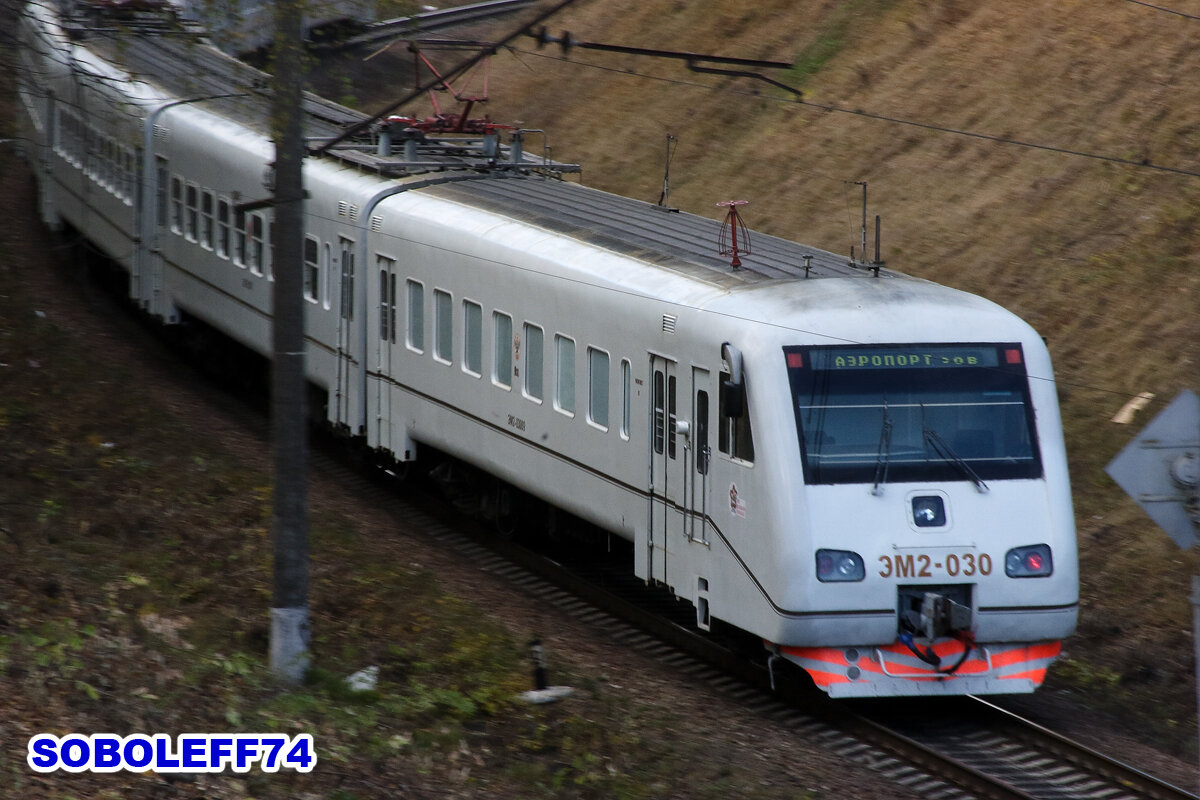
[268,0,310,685]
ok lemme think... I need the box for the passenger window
[555,335,575,415]
[303,236,320,302]
[200,191,214,249]
[653,370,665,455]
[217,199,230,258]
[323,244,332,311]
[234,207,246,266]
[125,147,138,204]
[248,214,265,275]
[463,300,482,376]
[434,289,452,363]
[170,176,183,234]
[378,257,396,342]
[667,374,677,460]
[588,347,609,429]
[339,237,355,320]
[155,157,169,228]
[406,279,424,351]
[493,312,513,389]
[620,359,631,439]
[185,184,198,241]
[524,323,544,402]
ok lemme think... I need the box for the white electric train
[17,0,1078,697]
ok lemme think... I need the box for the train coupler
[901,591,972,641]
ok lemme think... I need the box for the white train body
[18,2,1078,697]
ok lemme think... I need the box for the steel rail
[968,697,1195,800]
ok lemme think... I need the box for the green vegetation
[785,0,899,86]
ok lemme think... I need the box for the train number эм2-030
[878,552,993,579]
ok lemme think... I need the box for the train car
[16,0,1079,697]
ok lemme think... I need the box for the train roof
[419,177,894,288]
[78,23,363,138]
[76,16,904,288]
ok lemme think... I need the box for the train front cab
[772,341,1078,698]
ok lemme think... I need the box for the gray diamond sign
[1106,389,1200,550]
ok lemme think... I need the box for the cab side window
[718,370,754,463]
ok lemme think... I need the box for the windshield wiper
[871,402,892,496]
[922,421,989,494]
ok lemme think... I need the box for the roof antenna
[854,180,868,267]
[872,214,885,276]
[717,200,751,269]
[847,180,884,276]
[657,134,679,212]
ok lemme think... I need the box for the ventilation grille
[662,314,677,334]
[370,215,383,232]
[337,201,360,221]
[152,124,169,142]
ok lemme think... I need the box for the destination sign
[787,345,1015,372]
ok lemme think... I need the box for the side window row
[393,275,631,438]
[166,175,271,278]
[59,135,290,289]
[160,171,344,319]
[53,105,138,205]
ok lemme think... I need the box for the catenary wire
[1120,0,1200,20]
[507,46,1200,181]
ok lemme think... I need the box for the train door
[334,235,356,431]
[371,254,398,451]
[37,91,63,231]
[687,368,712,546]
[647,354,683,584]
[648,357,713,583]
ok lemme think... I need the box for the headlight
[1005,544,1053,577]
[816,549,865,582]
[912,495,946,527]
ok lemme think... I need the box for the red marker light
[1025,553,1045,571]
[787,352,804,368]
[1005,348,1022,364]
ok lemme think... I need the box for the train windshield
[785,343,1042,485]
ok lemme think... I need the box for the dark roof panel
[424,176,894,285]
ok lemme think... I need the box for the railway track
[292,441,1191,800]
